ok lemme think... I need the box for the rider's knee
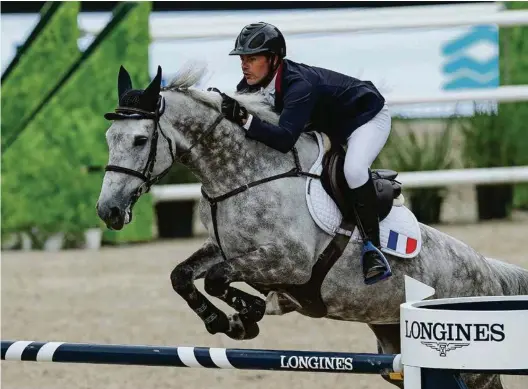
[344,163,369,189]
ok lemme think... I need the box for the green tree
[499,1,528,209]
[1,2,81,151]
[1,2,154,245]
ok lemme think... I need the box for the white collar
[261,70,278,94]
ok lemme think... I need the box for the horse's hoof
[241,320,260,340]
[224,314,246,340]
[239,297,266,323]
[204,311,230,335]
[265,292,299,315]
[225,313,260,340]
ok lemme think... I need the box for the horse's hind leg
[459,373,503,389]
[368,324,404,389]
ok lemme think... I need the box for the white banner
[400,296,528,370]
[1,3,502,117]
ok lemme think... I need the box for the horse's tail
[485,257,528,295]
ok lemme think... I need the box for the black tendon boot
[350,176,392,285]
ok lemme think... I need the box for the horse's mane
[162,62,280,126]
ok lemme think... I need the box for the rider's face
[240,54,270,85]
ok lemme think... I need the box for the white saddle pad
[305,133,422,259]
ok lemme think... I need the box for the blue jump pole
[1,340,402,378]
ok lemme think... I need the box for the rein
[201,147,320,261]
[104,93,320,260]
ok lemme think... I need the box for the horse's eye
[134,136,148,147]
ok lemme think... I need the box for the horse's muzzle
[96,201,130,230]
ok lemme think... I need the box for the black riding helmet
[229,22,286,58]
[230,22,286,89]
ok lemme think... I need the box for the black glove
[207,87,221,94]
[207,87,248,126]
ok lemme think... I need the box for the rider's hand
[207,87,248,126]
[221,94,248,126]
[207,87,221,94]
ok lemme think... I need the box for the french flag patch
[387,230,417,254]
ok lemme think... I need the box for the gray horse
[96,65,528,389]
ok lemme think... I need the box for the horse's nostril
[110,207,121,219]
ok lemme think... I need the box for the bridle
[104,92,319,261]
[103,95,224,206]
[104,96,173,206]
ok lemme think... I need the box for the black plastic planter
[476,184,514,220]
[409,189,444,225]
[155,200,195,238]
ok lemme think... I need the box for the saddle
[319,142,402,222]
[272,135,404,318]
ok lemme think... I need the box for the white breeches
[344,104,391,189]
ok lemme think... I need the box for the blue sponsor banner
[441,25,499,91]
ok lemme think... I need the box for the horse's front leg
[170,240,229,333]
[170,239,269,340]
[203,243,311,336]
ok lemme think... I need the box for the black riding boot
[349,176,391,284]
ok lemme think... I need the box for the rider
[216,22,392,285]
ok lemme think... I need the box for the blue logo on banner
[441,25,499,90]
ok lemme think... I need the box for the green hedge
[1,2,81,151]
[499,1,528,209]
[1,2,154,244]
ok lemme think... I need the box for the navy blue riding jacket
[237,59,386,153]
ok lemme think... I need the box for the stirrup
[361,241,392,285]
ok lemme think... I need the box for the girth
[200,137,359,318]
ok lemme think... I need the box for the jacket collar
[273,61,285,112]
[235,60,286,112]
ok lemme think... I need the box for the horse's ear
[118,65,133,100]
[139,65,162,111]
